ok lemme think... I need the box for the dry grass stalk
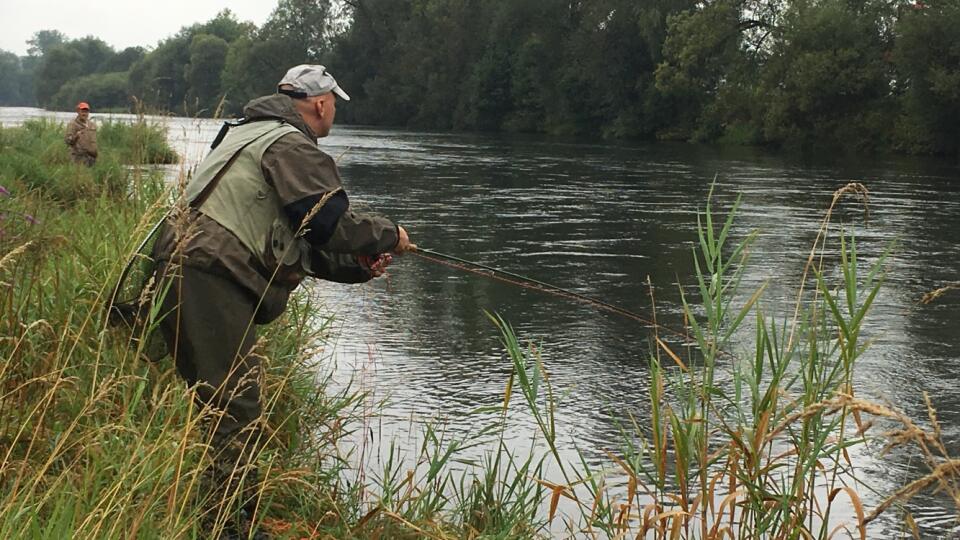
[786,182,870,350]
[920,282,960,304]
[0,242,32,286]
[863,459,960,525]
[297,187,343,236]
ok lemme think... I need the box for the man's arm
[64,121,80,146]
[262,134,402,255]
[321,209,399,255]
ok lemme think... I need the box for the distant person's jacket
[64,117,98,159]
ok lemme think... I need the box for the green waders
[156,262,265,536]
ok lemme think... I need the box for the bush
[49,71,131,112]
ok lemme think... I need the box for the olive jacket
[153,94,400,322]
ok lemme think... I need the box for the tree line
[1,0,958,155]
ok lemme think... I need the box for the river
[3,107,959,537]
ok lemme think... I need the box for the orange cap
[77,102,90,111]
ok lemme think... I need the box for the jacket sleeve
[262,133,399,256]
[320,210,398,255]
[308,250,372,284]
[64,121,80,146]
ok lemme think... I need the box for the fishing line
[410,247,700,346]
[409,248,741,366]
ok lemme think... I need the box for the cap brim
[332,86,350,101]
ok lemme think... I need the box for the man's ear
[315,98,325,119]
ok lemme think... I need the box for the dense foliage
[1,0,958,155]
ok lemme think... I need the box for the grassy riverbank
[1,120,958,538]
[0,118,177,201]
[0,125,355,538]
[0,120,547,538]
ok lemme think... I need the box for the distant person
[64,102,98,166]
[149,65,415,538]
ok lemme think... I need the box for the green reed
[490,183,960,538]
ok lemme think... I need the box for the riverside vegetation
[0,119,959,538]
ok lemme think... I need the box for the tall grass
[0,121,350,538]
[487,183,960,538]
[0,118,548,539]
[0,177,376,538]
[0,118,176,202]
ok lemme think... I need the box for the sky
[0,0,277,55]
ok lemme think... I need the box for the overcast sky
[0,0,277,56]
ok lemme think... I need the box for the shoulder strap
[209,115,288,150]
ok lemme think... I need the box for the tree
[894,0,960,155]
[221,37,290,115]
[70,36,115,74]
[504,34,550,132]
[758,0,895,151]
[0,50,23,105]
[26,30,66,57]
[50,72,130,111]
[101,46,145,73]
[131,10,255,114]
[456,0,554,131]
[34,45,84,107]
[32,36,117,108]
[190,9,255,43]
[128,35,191,112]
[656,0,756,141]
[185,34,230,114]
[260,0,334,63]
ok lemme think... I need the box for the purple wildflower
[23,214,38,225]
[0,185,9,197]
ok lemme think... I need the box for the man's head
[277,65,350,138]
[76,102,90,120]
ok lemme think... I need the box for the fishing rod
[411,247,659,328]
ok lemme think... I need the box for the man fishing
[64,101,97,166]
[150,64,414,538]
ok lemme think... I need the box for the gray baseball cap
[277,64,350,101]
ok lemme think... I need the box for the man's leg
[156,264,265,533]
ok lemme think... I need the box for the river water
[3,107,960,537]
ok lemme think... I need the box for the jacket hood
[242,94,317,139]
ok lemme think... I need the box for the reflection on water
[3,107,959,535]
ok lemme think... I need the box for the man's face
[78,109,90,120]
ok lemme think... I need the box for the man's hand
[358,253,393,277]
[393,226,417,254]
